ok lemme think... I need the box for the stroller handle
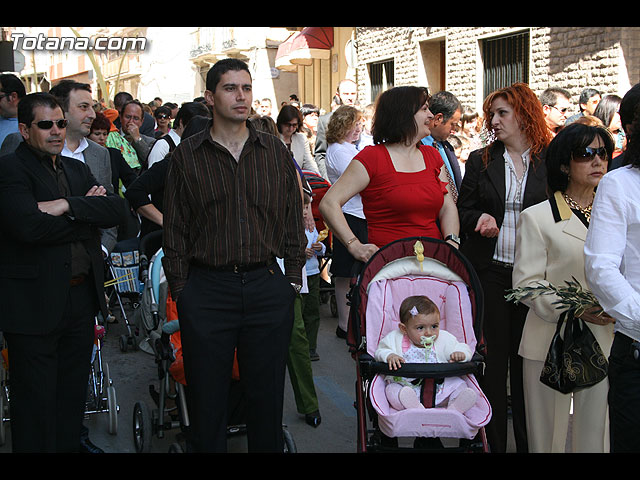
[361,352,484,379]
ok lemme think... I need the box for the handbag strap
[554,309,570,336]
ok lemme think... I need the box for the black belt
[193,259,274,273]
[491,259,514,269]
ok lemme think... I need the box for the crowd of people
[0,61,639,454]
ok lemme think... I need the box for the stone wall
[355,27,640,110]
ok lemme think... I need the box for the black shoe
[305,410,321,428]
[309,348,320,361]
[336,326,347,339]
[79,437,105,453]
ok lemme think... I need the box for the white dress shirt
[62,137,89,163]
[585,165,640,341]
[148,129,180,168]
[494,148,530,265]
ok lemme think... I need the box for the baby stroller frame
[104,239,143,352]
[302,170,336,316]
[85,316,119,434]
[349,236,490,453]
[0,333,8,446]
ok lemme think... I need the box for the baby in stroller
[375,295,477,414]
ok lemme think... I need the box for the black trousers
[177,263,295,453]
[608,332,640,452]
[5,280,97,453]
[477,263,529,453]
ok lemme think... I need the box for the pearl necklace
[562,192,594,222]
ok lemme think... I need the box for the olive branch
[505,276,603,318]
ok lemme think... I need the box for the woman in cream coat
[513,122,616,452]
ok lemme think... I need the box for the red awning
[276,27,334,71]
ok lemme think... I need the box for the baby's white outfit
[375,329,476,412]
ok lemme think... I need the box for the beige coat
[513,191,614,361]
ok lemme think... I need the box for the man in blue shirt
[0,73,26,146]
[421,90,463,202]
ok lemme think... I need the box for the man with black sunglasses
[540,87,572,138]
[0,92,125,453]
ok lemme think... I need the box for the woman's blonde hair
[326,105,362,144]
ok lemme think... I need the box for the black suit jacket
[442,140,463,191]
[0,143,125,335]
[457,141,548,271]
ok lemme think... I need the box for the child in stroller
[375,295,477,414]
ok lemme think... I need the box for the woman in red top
[320,86,460,263]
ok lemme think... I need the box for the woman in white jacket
[513,122,615,452]
[277,104,320,174]
[374,295,476,412]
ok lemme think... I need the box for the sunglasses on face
[572,146,608,162]
[156,114,169,119]
[31,119,69,130]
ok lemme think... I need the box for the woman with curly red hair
[457,83,552,453]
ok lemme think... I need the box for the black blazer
[0,143,125,335]
[457,141,548,271]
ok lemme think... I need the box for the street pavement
[0,296,359,454]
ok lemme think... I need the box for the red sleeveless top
[355,144,448,248]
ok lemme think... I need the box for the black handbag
[540,308,608,394]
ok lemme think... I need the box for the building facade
[6,26,640,120]
[354,27,640,113]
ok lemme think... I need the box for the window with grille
[369,59,394,103]
[482,31,529,98]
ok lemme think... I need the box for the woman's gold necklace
[562,192,594,222]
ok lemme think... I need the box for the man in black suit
[0,93,124,452]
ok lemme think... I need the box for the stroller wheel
[119,334,138,353]
[168,442,184,453]
[0,386,6,446]
[282,427,297,453]
[107,385,118,435]
[133,401,153,453]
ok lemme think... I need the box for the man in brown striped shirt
[162,58,306,452]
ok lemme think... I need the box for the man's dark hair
[579,88,600,111]
[620,84,640,168]
[49,80,92,112]
[0,74,26,99]
[114,91,134,110]
[173,101,211,130]
[539,87,571,107]
[428,90,461,122]
[205,58,251,93]
[17,92,63,126]
[300,103,319,117]
[619,83,640,133]
[121,99,144,119]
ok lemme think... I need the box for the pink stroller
[349,237,491,452]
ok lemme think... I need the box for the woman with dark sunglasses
[153,105,172,139]
[512,122,615,452]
